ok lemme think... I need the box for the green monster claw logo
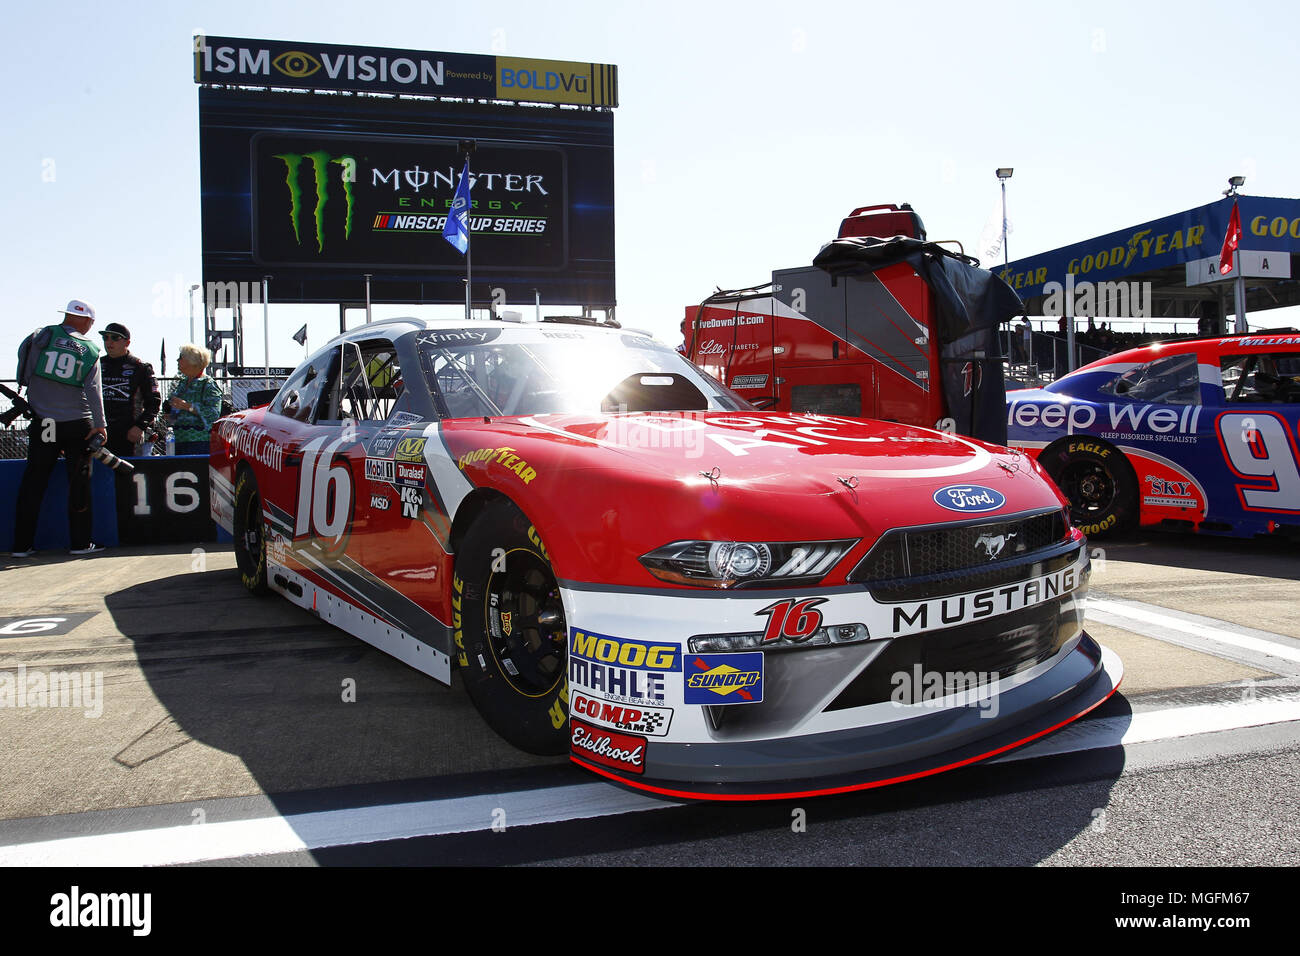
[273,151,356,252]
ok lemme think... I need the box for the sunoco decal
[683,653,763,705]
[932,484,1006,514]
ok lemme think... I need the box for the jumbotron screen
[199,87,615,307]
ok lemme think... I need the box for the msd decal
[932,485,1006,514]
[571,693,673,737]
[684,653,764,705]
[570,717,646,774]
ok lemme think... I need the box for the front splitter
[571,638,1123,801]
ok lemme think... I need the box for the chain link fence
[0,376,284,460]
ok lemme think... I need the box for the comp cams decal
[570,692,673,737]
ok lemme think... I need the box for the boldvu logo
[272,151,358,253]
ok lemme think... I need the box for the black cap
[99,322,131,339]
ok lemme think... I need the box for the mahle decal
[273,150,357,252]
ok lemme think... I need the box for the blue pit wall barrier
[0,455,232,552]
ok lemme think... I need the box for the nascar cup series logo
[932,484,1006,514]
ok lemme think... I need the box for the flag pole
[460,139,476,322]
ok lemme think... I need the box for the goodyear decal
[683,653,764,705]
[457,445,537,484]
[570,629,682,672]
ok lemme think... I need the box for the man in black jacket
[98,322,161,457]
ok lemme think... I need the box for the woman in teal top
[165,344,224,455]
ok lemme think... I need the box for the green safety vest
[31,324,101,388]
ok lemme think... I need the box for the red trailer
[684,204,1021,444]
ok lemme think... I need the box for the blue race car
[1006,331,1300,539]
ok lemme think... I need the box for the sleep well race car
[1007,332,1300,540]
[210,317,1121,799]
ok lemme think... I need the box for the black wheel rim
[241,489,262,559]
[484,550,566,696]
[1060,460,1116,519]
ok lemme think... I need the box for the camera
[86,432,135,475]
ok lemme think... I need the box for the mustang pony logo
[974,531,1016,560]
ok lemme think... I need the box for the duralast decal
[890,566,1079,635]
[394,462,426,488]
[457,446,537,484]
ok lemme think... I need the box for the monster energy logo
[273,151,357,252]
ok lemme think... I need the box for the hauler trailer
[684,203,1022,444]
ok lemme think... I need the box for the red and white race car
[211,317,1121,799]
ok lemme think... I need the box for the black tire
[233,469,269,595]
[1043,439,1138,537]
[454,501,568,754]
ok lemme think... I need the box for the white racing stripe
[1088,597,1300,665]
[0,784,671,867]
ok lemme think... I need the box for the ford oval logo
[933,484,1006,513]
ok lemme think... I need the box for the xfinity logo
[933,485,1006,513]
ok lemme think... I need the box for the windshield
[419,326,752,418]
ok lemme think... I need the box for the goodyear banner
[997,196,1300,301]
[194,36,617,107]
[253,134,566,270]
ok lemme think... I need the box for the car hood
[439,412,1066,579]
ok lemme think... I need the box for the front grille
[826,595,1083,711]
[849,509,1071,602]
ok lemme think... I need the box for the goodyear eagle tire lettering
[455,501,568,754]
[1045,439,1137,537]
[233,469,270,595]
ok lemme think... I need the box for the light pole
[187,283,200,343]
[996,168,1014,361]
[1224,175,1247,334]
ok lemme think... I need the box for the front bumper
[574,634,1120,799]
[560,544,1122,799]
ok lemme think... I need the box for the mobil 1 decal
[252,133,566,271]
[294,436,354,560]
[567,629,681,707]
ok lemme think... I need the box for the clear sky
[4,0,1298,372]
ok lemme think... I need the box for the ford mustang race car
[211,317,1121,799]
[1007,332,1300,539]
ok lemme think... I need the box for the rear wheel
[233,469,269,594]
[1043,440,1137,537]
[454,501,568,754]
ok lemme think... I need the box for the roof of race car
[1070,328,1300,377]
[314,316,651,355]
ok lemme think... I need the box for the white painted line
[0,783,672,867]
[1088,597,1300,664]
[6,693,1299,866]
[995,693,1300,763]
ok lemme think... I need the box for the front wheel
[232,469,269,594]
[1044,440,1137,537]
[454,501,568,754]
